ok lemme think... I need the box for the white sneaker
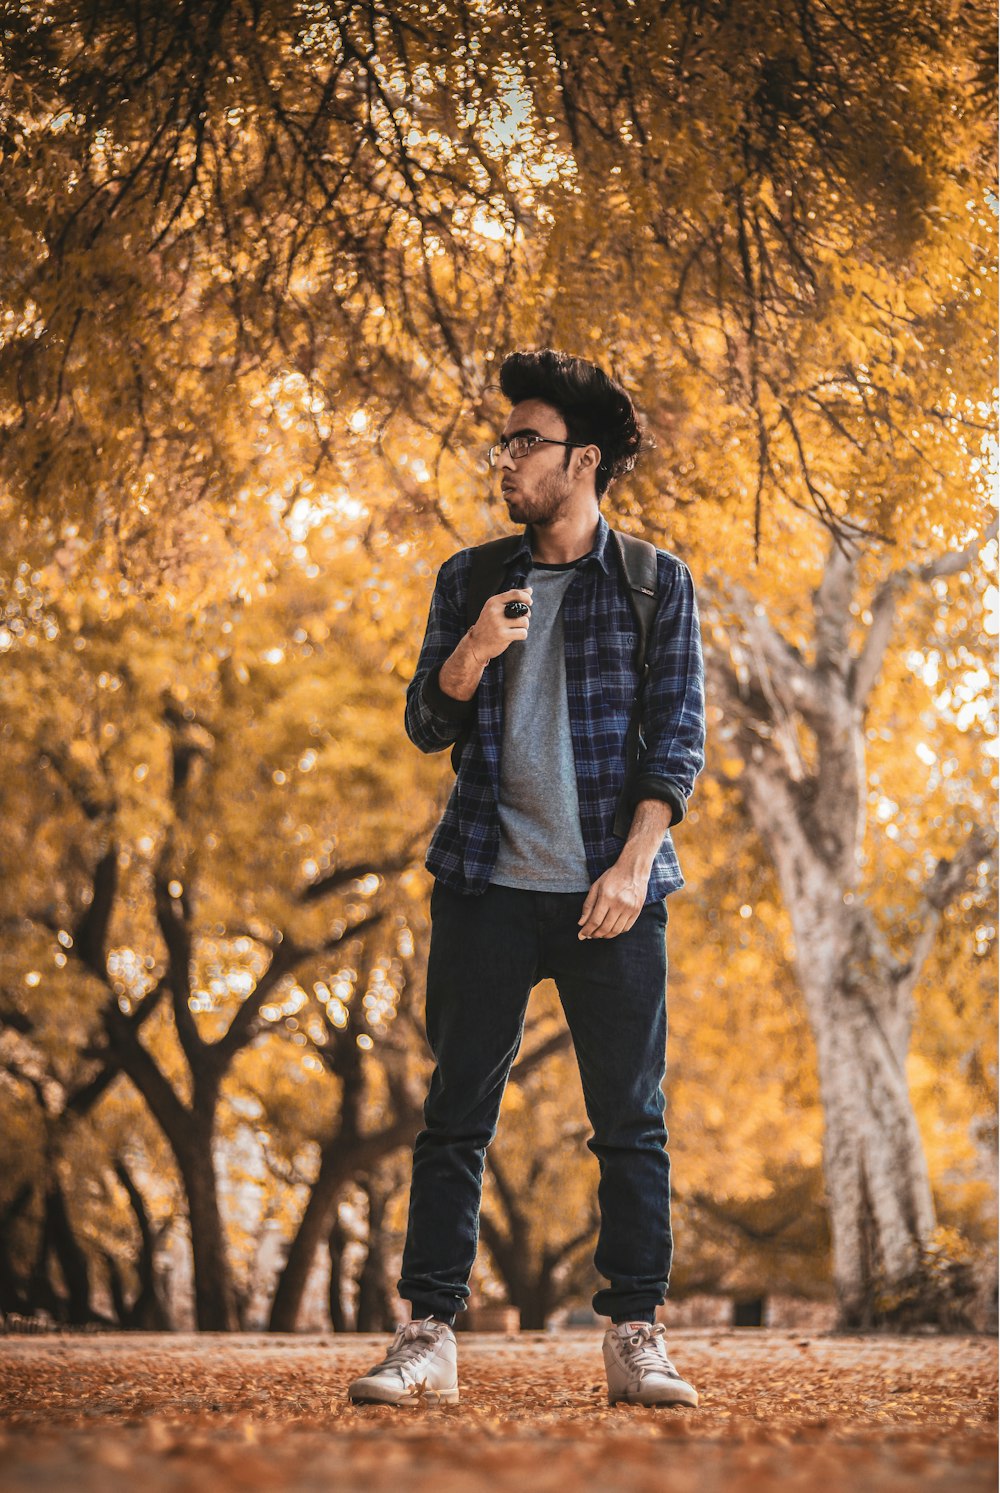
[603,1321,699,1407]
[347,1317,459,1406]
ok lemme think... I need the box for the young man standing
[348,349,705,1408]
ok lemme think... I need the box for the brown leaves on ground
[0,1330,995,1492]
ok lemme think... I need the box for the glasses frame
[486,434,590,467]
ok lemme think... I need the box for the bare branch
[852,516,999,708]
[813,536,860,677]
[299,850,422,904]
[509,1030,572,1084]
[484,1146,528,1234]
[210,911,386,1066]
[152,869,203,1069]
[103,1006,191,1139]
[896,824,999,1006]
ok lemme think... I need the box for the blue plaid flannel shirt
[405,514,706,902]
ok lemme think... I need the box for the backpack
[449,529,659,839]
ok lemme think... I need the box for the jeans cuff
[406,1299,457,1326]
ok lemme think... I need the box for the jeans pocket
[645,896,668,929]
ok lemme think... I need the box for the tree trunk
[176,1140,238,1332]
[269,1112,417,1333]
[798,915,967,1326]
[0,1183,34,1316]
[113,1160,170,1330]
[105,1250,130,1326]
[328,1206,349,1332]
[513,1274,554,1332]
[740,741,979,1327]
[356,1176,395,1332]
[108,1028,237,1332]
[809,975,932,1321]
[45,1181,94,1326]
[477,1209,556,1330]
[270,1141,346,1333]
[715,533,990,1328]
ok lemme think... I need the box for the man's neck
[528,509,601,565]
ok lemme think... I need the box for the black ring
[504,600,530,619]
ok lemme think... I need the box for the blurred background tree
[0,0,995,1331]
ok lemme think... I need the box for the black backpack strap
[449,534,523,772]
[611,531,658,674]
[610,532,660,838]
[464,534,524,627]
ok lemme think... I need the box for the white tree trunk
[789,924,936,1316]
[704,524,996,1325]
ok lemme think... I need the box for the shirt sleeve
[632,557,706,825]
[404,552,477,754]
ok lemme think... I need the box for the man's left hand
[578,861,650,940]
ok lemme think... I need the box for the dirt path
[0,1330,995,1491]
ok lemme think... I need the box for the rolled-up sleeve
[632,558,706,825]
[404,553,476,753]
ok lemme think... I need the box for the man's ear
[575,443,602,476]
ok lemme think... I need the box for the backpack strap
[449,534,523,772]
[611,531,658,675]
[610,532,660,839]
[463,534,525,628]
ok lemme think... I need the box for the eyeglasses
[486,434,589,467]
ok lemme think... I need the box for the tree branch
[722,579,823,714]
[895,823,999,1005]
[299,851,420,904]
[210,911,386,1067]
[509,1030,572,1084]
[73,843,119,981]
[852,516,999,709]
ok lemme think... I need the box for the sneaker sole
[608,1385,699,1408]
[348,1389,460,1407]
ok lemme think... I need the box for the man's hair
[498,348,646,497]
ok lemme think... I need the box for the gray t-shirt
[491,561,592,892]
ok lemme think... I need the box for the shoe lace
[620,1323,681,1381]
[372,1319,444,1378]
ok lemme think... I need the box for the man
[348,349,705,1408]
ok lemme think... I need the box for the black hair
[498,348,646,497]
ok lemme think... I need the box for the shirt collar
[512,513,614,575]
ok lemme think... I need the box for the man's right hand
[438,588,533,702]
[467,588,533,663]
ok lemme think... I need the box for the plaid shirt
[405,514,706,902]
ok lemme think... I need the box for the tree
[0,568,436,1329]
[0,1000,180,1328]
[265,934,427,1332]
[701,522,997,1324]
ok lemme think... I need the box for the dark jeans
[398,881,672,1323]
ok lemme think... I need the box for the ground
[0,1330,995,1491]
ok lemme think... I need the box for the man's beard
[506,467,573,526]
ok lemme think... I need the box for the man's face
[496,399,580,528]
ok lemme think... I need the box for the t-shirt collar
[511,513,613,575]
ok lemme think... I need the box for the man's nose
[496,442,516,470]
